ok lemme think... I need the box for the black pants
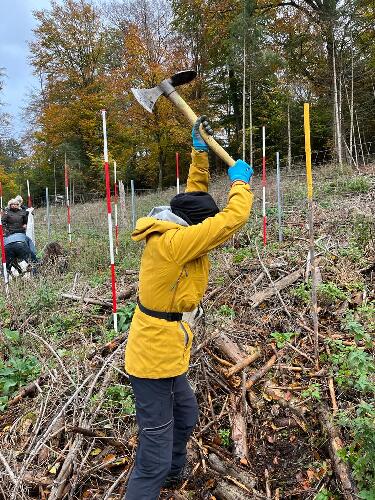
[125,373,199,500]
[5,242,36,273]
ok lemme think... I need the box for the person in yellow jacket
[124,117,253,500]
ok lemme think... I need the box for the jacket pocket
[179,321,193,357]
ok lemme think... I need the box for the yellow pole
[304,103,319,367]
[304,103,313,200]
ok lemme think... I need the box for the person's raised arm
[166,160,254,264]
[186,116,213,193]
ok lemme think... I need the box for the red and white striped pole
[27,179,32,207]
[0,216,9,292]
[64,154,72,244]
[176,152,180,194]
[0,182,3,210]
[101,110,118,332]
[114,161,119,255]
[262,126,267,246]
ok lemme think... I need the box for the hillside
[0,163,374,500]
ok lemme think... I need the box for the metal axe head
[131,70,197,113]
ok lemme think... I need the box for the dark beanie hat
[170,191,220,225]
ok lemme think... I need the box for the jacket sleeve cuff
[231,180,251,190]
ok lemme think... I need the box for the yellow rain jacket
[125,149,253,378]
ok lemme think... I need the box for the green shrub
[341,310,372,347]
[233,248,255,263]
[218,305,235,319]
[317,282,348,304]
[327,340,375,393]
[270,331,296,348]
[344,177,371,194]
[27,284,58,313]
[91,384,135,414]
[351,213,374,249]
[116,301,137,332]
[338,402,375,499]
[218,428,231,447]
[338,243,364,263]
[0,329,41,411]
[292,281,311,304]
[301,382,322,401]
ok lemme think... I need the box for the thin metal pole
[262,126,267,246]
[54,160,57,202]
[0,182,3,210]
[46,187,51,243]
[119,180,126,226]
[131,180,136,230]
[114,161,119,255]
[355,110,365,166]
[176,152,180,194]
[249,76,253,166]
[287,103,292,172]
[101,109,118,333]
[276,152,283,242]
[64,153,72,244]
[242,39,246,161]
[304,103,319,368]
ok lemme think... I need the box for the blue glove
[192,116,213,151]
[228,159,253,184]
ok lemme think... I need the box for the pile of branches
[0,252,369,500]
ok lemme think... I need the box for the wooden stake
[304,103,319,368]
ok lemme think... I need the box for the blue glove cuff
[228,160,254,184]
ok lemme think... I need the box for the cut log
[318,405,358,500]
[250,268,303,308]
[229,394,248,462]
[212,480,252,500]
[213,331,247,364]
[208,453,256,489]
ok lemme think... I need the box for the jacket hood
[132,205,188,242]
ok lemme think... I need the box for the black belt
[137,299,183,322]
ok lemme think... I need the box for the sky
[0,0,52,137]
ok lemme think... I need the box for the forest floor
[0,162,374,500]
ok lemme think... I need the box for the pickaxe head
[131,70,197,113]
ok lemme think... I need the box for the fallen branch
[61,293,112,308]
[68,426,126,450]
[4,373,49,409]
[246,350,286,389]
[224,350,261,378]
[250,268,304,308]
[318,405,358,500]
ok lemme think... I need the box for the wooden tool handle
[167,90,236,167]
